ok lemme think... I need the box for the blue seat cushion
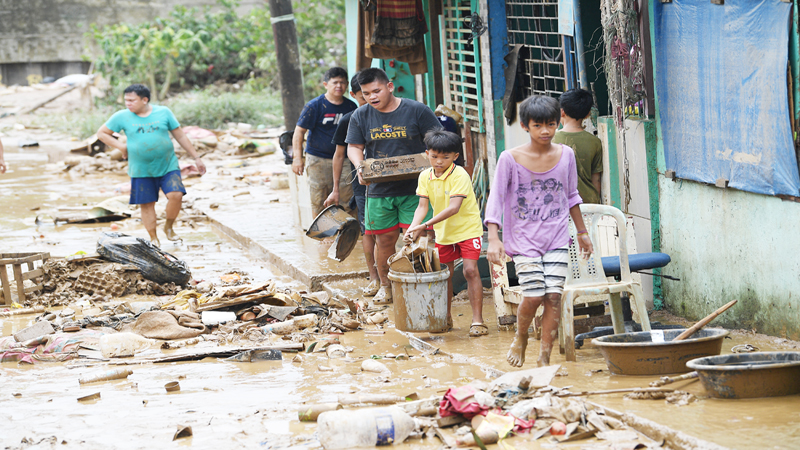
[601,253,671,277]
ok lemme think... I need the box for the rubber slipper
[469,323,489,337]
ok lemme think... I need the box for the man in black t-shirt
[346,68,442,304]
[324,73,380,295]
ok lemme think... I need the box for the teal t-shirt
[105,105,181,178]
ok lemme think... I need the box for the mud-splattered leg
[163,191,183,241]
[537,293,562,367]
[508,296,543,367]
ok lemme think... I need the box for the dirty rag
[439,385,491,419]
[129,310,206,340]
[0,330,105,364]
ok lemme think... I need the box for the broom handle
[673,299,738,341]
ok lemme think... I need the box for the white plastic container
[317,406,415,449]
[201,311,236,326]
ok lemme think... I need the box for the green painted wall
[658,178,800,339]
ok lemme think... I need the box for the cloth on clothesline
[371,0,428,48]
[357,0,429,74]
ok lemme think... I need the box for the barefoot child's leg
[537,293,562,366]
[508,296,542,367]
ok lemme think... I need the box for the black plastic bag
[97,232,192,285]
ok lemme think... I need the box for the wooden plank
[24,284,43,293]
[0,254,47,265]
[0,264,11,305]
[12,264,26,304]
[22,268,44,281]
[0,253,41,258]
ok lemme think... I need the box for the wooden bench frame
[0,252,50,305]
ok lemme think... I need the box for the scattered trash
[18,139,39,147]
[316,406,416,449]
[77,392,101,402]
[78,368,133,384]
[298,403,342,422]
[99,332,157,358]
[173,425,193,441]
[201,311,236,326]
[165,381,181,392]
[306,205,360,262]
[13,320,55,342]
[97,233,191,285]
[361,359,391,375]
[326,344,347,359]
[225,349,282,362]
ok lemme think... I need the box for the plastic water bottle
[316,406,416,449]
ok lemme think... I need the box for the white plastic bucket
[388,268,450,332]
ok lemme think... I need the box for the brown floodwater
[2,143,799,449]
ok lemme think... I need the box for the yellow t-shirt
[416,164,484,245]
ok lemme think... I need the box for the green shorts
[365,195,432,235]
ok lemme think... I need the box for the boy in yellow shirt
[404,130,487,337]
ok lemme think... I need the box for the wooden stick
[650,371,698,387]
[19,85,79,115]
[558,387,674,397]
[674,299,738,341]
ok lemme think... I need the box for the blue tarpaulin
[653,0,800,196]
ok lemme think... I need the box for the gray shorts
[513,246,569,297]
[305,154,353,218]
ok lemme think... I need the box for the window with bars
[506,0,575,100]
[442,0,484,132]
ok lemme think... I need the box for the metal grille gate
[442,0,484,132]
[506,0,574,99]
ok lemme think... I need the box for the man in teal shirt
[97,84,206,247]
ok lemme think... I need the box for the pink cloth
[0,330,104,364]
[439,386,490,419]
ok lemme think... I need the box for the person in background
[323,72,381,295]
[553,88,603,204]
[293,67,357,218]
[97,84,206,247]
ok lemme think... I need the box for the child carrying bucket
[403,130,488,337]
[485,95,594,367]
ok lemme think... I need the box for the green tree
[89,0,347,101]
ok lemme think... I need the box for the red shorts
[436,237,482,264]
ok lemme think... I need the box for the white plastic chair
[560,204,651,361]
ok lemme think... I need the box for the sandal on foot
[372,286,393,304]
[362,280,380,296]
[469,323,489,337]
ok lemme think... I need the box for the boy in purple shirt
[485,95,594,367]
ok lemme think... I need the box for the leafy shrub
[89,0,346,102]
[164,89,284,130]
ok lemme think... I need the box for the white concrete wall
[658,176,800,338]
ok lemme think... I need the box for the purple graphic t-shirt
[484,145,583,258]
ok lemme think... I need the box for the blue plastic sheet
[653,0,800,196]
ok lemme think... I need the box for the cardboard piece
[489,364,561,390]
[361,153,430,183]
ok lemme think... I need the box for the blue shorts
[130,170,186,205]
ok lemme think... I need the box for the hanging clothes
[371,0,427,48]
[356,0,429,75]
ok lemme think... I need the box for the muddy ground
[1,90,800,449]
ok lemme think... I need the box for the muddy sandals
[469,323,489,337]
[372,285,393,304]
[362,280,380,296]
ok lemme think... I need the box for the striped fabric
[512,247,569,297]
